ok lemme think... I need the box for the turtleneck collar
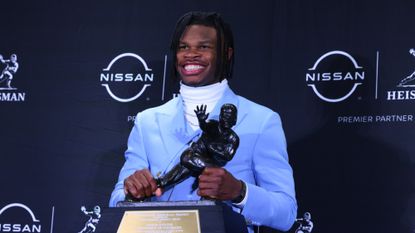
[179,79,229,130]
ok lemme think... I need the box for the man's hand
[197,167,242,200]
[124,169,162,199]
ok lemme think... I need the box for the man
[0,54,19,89]
[110,11,297,232]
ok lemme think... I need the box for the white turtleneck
[180,79,229,130]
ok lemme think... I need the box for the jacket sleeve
[241,112,297,231]
[109,114,149,207]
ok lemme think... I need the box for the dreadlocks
[170,11,234,81]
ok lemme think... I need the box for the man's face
[176,24,218,87]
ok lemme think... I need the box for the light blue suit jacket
[110,87,297,231]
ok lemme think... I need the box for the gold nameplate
[117,210,201,233]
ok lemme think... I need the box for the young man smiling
[110,12,297,232]
[176,24,219,86]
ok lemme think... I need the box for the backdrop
[1,1,414,233]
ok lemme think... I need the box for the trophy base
[116,200,218,208]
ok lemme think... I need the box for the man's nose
[184,48,201,58]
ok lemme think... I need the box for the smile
[182,64,206,75]
[184,64,204,71]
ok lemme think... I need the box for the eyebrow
[179,39,215,44]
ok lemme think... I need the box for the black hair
[170,11,234,81]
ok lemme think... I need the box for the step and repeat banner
[1,1,414,233]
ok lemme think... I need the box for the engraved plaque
[117,210,201,233]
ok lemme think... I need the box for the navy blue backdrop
[1,1,414,233]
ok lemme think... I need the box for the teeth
[184,65,203,71]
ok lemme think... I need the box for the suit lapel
[155,97,198,172]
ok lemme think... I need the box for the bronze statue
[155,103,240,190]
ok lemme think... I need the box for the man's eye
[178,45,188,50]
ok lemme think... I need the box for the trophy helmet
[11,54,17,62]
[303,212,311,220]
[93,206,101,213]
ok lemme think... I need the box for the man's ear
[227,47,234,60]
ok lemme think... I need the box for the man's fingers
[154,188,163,197]
[134,170,155,197]
[202,167,225,176]
[198,168,224,198]
[197,189,212,197]
[142,170,158,191]
[124,179,140,198]
[199,173,222,184]
[136,172,153,197]
[197,186,219,197]
[123,169,158,199]
[197,167,241,200]
[136,170,158,197]
[198,183,220,197]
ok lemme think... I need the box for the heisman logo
[0,54,19,90]
[386,48,415,100]
[78,206,101,233]
[397,48,415,87]
[294,212,314,233]
[0,53,26,102]
[100,53,154,103]
[306,50,365,103]
[0,203,41,232]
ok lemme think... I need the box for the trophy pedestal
[96,200,247,233]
